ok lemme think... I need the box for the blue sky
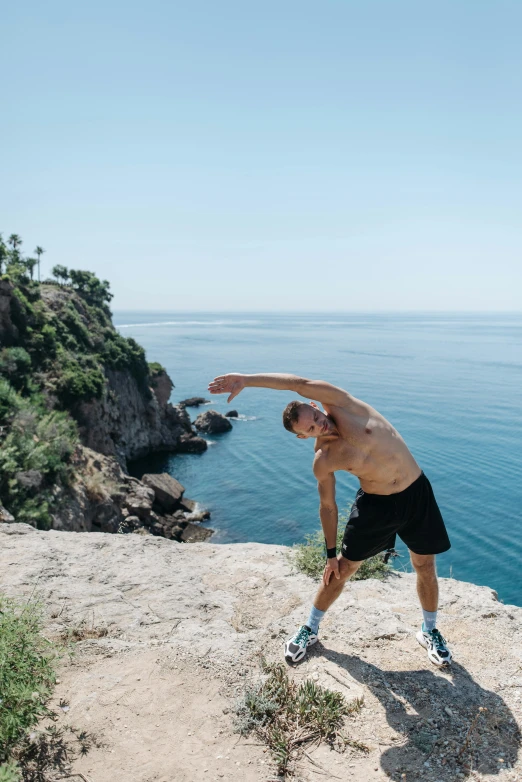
[2,1,521,311]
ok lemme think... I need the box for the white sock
[306,605,326,635]
[422,609,437,633]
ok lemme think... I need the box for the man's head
[282,400,336,439]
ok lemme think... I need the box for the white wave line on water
[117,320,263,329]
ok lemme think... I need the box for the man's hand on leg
[323,556,340,586]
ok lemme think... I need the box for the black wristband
[326,546,337,559]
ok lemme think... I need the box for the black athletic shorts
[341,471,451,561]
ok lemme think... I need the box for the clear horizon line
[111,308,522,314]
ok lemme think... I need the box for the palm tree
[25,258,37,280]
[7,234,22,266]
[34,246,45,282]
[8,234,22,251]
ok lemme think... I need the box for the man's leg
[285,556,363,663]
[313,555,363,612]
[410,550,452,665]
[410,551,438,616]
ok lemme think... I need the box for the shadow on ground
[317,646,520,781]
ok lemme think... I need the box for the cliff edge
[1,523,520,782]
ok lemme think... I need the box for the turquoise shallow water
[114,312,522,607]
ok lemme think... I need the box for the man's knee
[410,552,436,574]
[338,555,363,581]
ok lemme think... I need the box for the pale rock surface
[0,523,520,782]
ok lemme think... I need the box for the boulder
[193,410,232,434]
[225,410,238,418]
[0,505,14,523]
[161,511,187,528]
[142,473,185,513]
[179,497,197,513]
[177,433,208,453]
[179,397,210,408]
[122,482,155,521]
[180,522,214,543]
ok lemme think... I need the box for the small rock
[179,397,210,408]
[225,410,238,418]
[193,410,233,434]
[180,522,214,543]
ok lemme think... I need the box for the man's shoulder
[313,449,333,479]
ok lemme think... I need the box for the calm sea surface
[113,312,522,607]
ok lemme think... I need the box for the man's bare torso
[314,398,421,495]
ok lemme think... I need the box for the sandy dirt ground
[1,523,521,782]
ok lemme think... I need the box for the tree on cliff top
[69,269,113,307]
[51,264,70,285]
[34,245,45,282]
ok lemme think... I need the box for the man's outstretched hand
[208,373,246,403]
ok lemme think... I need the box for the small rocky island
[0,240,215,541]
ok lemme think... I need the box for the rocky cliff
[0,523,520,782]
[38,282,207,467]
[0,273,207,532]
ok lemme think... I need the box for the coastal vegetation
[292,518,391,581]
[0,596,57,779]
[0,595,96,781]
[234,656,366,777]
[0,231,159,528]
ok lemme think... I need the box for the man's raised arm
[208,372,351,405]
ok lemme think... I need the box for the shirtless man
[208,372,452,667]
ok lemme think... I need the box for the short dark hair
[282,400,304,433]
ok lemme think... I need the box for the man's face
[293,404,334,439]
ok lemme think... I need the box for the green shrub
[0,348,32,392]
[61,303,92,348]
[22,280,41,304]
[28,323,58,364]
[120,337,148,382]
[0,380,22,424]
[0,596,57,765]
[292,514,391,581]
[148,361,166,377]
[8,289,34,336]
[56,358,105,405]
[234,657,362,776]
[0,409,78,528]
[0,761,21,781]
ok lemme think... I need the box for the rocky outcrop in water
[194,409,233,433]
[179,396,210,408]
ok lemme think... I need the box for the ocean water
[114,312,522,607]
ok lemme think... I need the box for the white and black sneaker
[416,627,452,666]
[284,624,318,664]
